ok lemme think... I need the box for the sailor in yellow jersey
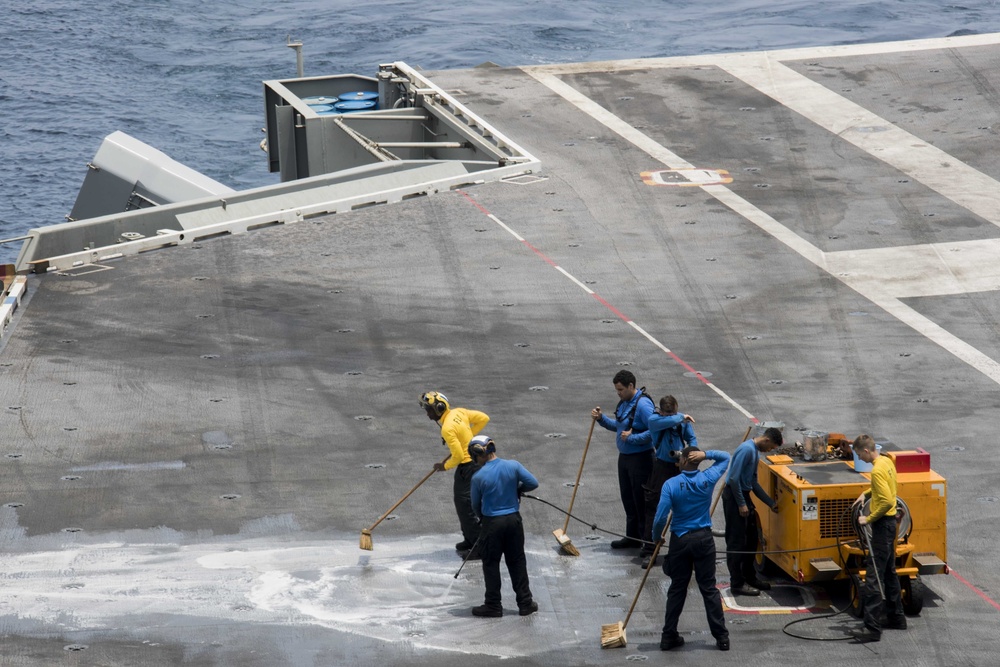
[420,391,490,557]
[851,434,907,642]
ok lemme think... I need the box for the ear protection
[468,435,496,460]
[419,391,450,417]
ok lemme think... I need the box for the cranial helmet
[419,391,450,417]
[468,434,496,460]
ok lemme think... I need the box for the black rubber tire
[901,576,926,617]
[848,573,864,618]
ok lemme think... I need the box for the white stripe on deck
[526,63,1000,386]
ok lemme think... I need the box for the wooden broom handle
[622,512,671,629]
[366,455,451,532]
[562,417,597,533]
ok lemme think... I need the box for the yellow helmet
[419,391,450,417]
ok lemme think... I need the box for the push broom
[360,455,449,551]
[601,512,672,648]
[710,425,752,537]
[553,416,596,556]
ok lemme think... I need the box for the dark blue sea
[3,0,1000,263]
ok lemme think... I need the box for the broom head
[600,621,627,648]
[553,528,580,556]
[359,529,373,551]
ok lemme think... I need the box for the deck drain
[209,398,225,403]
[731,618,750,625]
[233,604,255,611]
[568,243,580,247]
[327,289,343,294]
[769,380,784,385]
[62,582,84,589]
[320,253,332,257]
[365,463,386,469]
[563,142,576,146]
[6,453,22,459]
[62,527,83,533]
[63,382,77,386]
[385,514,398,521]
[674,203,688,208]
[601,319,616,324]
[724,294,737,299]
[475,229,487,232]
[606,592,622,598]
[740,106,756,111]
[754,183,771,188]
[563,482,577,488]
[355,415,374,421]
[489,266,501,270]
[618,361,632,366]
[626,656,647,662]
[213,444,232,450]
[338,329,354,333]
[743,167,760,172]
[345,371,363,376]
[944,446,965,452]
[63,645,88,652]
[683,371,712,379]
[617,96,633,101]
[977,497,998,503]
[63,427,78,431]
[745,335,760,340]
[501,303,515,307]
[196,314,214,319]
[828,235,840,239]
[201,354,220,360]
[585,535,601,541]
[706,257,717,262]
[7,406,20,410]
[192,276,208,281]
[546,433,566,438]
[407,630,426,638]
[515,343,530,348]
[4,502,23,508]
[529,386,548,392]
[585,280,597,285]
[220,494,241,501]
[61,475,81,481]
[759,136,773,141]
[923,213,936,217]
[60,339,76,344]
[915,398,929,403]
[684,220,697,225]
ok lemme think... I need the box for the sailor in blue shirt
[639,395,696,566]
[651,446,730,652]
[591,370,655,549]
[468,435,539,618]
[722,427,782,596]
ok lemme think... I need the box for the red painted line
[590,293,631,323]
[521,240,558,268]
[950,569,1000,613]
[460,191,492,216]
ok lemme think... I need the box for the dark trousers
[618,450,654,541]
[722,486,759,588]
[454,462,481,545]
[861,515,904,632]
[661,527,728,640]
[480,512,532,609]
[642,458,680,551]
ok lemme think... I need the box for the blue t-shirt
[648,412,697,462]
[652,451,729,538]
[597,391,655,454]
[470,458,539,517]
[725,439,774,509]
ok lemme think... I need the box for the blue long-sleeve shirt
[725,439,775,509]
[652,450,729,539]
[647,412,697,462]
[470,458,539,518]
[597,391,655,454]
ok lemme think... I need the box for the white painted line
[525,32,1000,76]
[487,213,525,242]
[555,266,594,294]
[526,69,1000,387]
[719,55,1000,230]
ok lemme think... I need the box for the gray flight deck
[2,34,1000,665]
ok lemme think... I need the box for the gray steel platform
[2,33,1000,665]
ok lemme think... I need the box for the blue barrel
[309,104,338,115]
[302,95,339,106]
[339,91,379,106]
[334,100,377,113]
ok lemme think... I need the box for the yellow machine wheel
[901,576,926,616]
[848,573,864,618]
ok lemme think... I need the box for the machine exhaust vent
[819,497,855,538]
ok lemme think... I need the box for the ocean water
[2,0,1000,263]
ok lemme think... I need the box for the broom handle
[366,455,451,532]
[562,417,597,533]
[622,512,671,629]
[710,425,753,517]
